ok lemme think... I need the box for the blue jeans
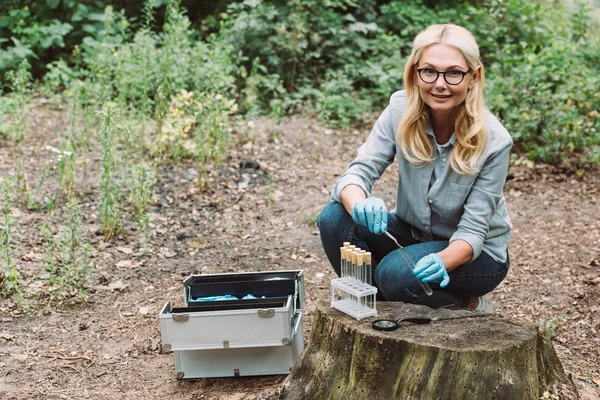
[317,201,509,308]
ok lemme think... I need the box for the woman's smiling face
[416,44,477,119]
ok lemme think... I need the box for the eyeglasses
[416,67,471,85]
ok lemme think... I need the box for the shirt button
[442,157,447,162]
[428,199,433,204]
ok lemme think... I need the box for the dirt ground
[0,103,599,399]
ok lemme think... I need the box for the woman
[318,24,512,312]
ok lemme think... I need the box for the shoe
[474,296,494,313]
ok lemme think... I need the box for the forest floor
[0,103,599,399]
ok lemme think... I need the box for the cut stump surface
[277,301,578,400]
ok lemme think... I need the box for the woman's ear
[469,67,480,89]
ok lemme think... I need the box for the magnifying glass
[372,317,432,331]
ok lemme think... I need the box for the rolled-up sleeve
[449,139,512,261]
[331,104,397,202]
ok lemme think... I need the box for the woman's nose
[434,74,447,88]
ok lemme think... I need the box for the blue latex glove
[413,253,450,288]
[352,197,388,235]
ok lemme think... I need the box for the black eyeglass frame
[416,67,471,85]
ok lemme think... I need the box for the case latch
[258,309,275,318]
[172,314,189,322]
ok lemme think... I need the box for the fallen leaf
[117,247,133,255]
[315,272,325,279]
[139,307,149,315]
[116,260,134,269]
[151,337,161,352]
[190,240,206,250]
[593,376,600,385]
[22,252,42,262]
[162,248,177,258]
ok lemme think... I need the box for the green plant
[26,159,52,211]
[303,213,318,228]
[539,315,565,337]
[194,92,236,183]
[539,390,559,400]
[2,58,33,194]
[266,171,277,202]
[58,144,76,195]
[69,80,95,190]
[0,178,21,296]
[99,102,122,239]
[40,198,91,305]
[154,0,192,137]
[128,161,156,243]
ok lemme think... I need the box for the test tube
[397,249,433,296]
[344,248,353,281]
[359,250,366,284]
[384,232,433,296]
[364,252,372,286]
[356,252,365,307]
[352,248,360,282]
[352,251,360,283]
[340,246,346,278]
[364,252,373,309]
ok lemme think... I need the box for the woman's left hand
[413,253,450,288]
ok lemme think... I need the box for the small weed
[44,193,57,215]
[3,59,33,196]
[539,391,559,400]
[539,315,565,337]
[268,129,279,144]
[0,178,21,297]
[128,162,156,245]
[266,172,277,203]
[58,143,76,195]
[40,198,91,306]
[99,102,122,239]
[303,214,319,228]
[26,161,51,211]
[195,92,235,183]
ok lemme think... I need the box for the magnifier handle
[397,317,432,324]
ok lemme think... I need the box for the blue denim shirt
[332,90,512,263]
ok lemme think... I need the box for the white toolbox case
[159,270,305,379]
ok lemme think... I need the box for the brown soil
[0,103,599,399]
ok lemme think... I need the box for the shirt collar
[426,123,456,148]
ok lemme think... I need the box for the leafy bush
[480,0,600,164]
[0,1,108,81]
[1,0,599,165]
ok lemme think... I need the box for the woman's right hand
[351,197,388,235]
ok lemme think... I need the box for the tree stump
[277,301,578,400]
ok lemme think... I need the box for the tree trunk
[277,301,578,400]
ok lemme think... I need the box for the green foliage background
[1,0,600,165]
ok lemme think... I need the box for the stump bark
[278,301,578,400]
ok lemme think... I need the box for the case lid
[183,270,305,313]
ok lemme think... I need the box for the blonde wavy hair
[398,24,488,174]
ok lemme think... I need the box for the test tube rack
[330,246,377,320]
